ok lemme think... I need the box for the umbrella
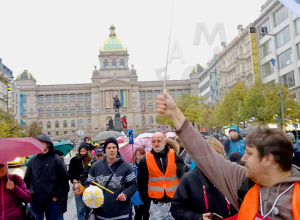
[0,137,44,165]
[93,131,125,142]
[136,133,154,139]
[119,138,153,163]
[117,137,129,144]
[53,142,74,156]
[164,132,177,138]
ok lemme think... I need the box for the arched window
[55,121,59,128]
[112,59,117,68]
[39,108,44,117]
[149,116,153,123]
[78,119,83,128]
[87,119,91,127]
[104,59,109,69]
[78,106,84,115]
[120,59,125,68]
[63,107,68,116]
[71,106,76,115]
[47,121,51,129]
[71,120,75,128]
[47,107,52,116]
[63,120,67,128]
[23,108,27,116]
[142,116,146,124]
[148,103,153,112]
[86,106,91,114]
[39,121,43,128]
[55,107,60,116]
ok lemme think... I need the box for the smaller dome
[16,70,36,80]
[191,64,204,74]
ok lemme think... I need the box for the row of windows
[40,119,91,129]
[21,106,91,117]
[260,9,300,39]
[37,93,91,104]
[139,89,189,99]
[140,103,155,111]
[141,116,154,124]
[103,59,125,69]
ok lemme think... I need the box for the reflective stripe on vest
[237,182,300,220]
[146,149,179,199]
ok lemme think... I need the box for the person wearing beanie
[24,134,69,220]
[69,142,92,220]
[84,136,95,151]
[87,137,137,220]
[229,152,244,166]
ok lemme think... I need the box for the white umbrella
[136,133,154,139]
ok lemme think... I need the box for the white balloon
[82,185,104,208]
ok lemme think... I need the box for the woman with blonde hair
[206,137,226,158]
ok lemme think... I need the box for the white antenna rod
[163,2,175,98]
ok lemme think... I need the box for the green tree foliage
[26,121,42,138]
[209,80,300,128]
[0,110,23,138]
[155,93,207,127]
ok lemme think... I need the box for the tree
[26,121,42,138]
[0,110,23,138]
[155,93,208,128]
[211,81,248,126]
[209,80,300,129]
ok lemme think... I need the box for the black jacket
[79,159,98,188]
[87,152,137,219]
[24,134,69,206]
[68,156,85,183]
[170,167,237,220]
[138,146,184,204]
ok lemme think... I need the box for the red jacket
[0,174,32,220]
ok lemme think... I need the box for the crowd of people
[1,89,300,220]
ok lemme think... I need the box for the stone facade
[16,25,199,141]
[217,25,254,101]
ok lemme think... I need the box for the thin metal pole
[277,68,286,132]
[163,2,175,98]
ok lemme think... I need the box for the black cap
[103,137,119,153]
[95,146,104,156]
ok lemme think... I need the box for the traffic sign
[77,129,84,136]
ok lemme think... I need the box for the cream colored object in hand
[83,185,104,208]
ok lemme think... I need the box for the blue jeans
[30,201,58,220]
[75,194,91,220]
[57,214,64,220]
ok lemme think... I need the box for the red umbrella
[119,138,152,163]
[117,137,129,144]
[0,137,44,165]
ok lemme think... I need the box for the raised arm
[157,89,247,210]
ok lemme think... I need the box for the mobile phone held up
[209,213,224,220]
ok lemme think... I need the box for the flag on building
[120,90,127,107]
[278,0,300,18]
[142,103,145,113]
[37,108,40,117]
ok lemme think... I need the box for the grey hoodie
[177,119,300,220]
[87,152,137,220]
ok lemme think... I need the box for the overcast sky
[0,0,264,85]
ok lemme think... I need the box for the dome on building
[102,25,126,52]
[16,70,36,80]
[191,64,204,74]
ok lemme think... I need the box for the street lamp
[271,59,286,132]
[260,27,286,132]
